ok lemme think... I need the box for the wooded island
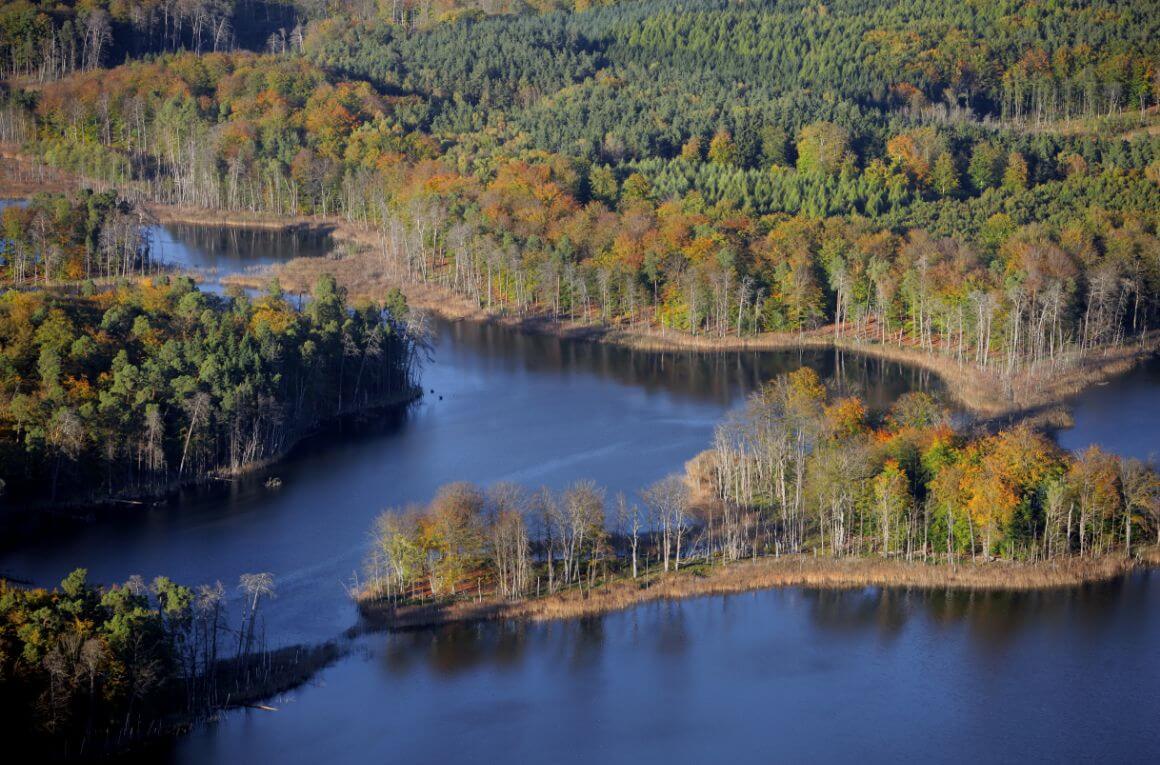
[357,369,1160,629]
[0,193,424,506]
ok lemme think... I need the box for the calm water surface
[1057,356,1160,461]
[0,221,940,643]
[2,220,1157,762]
[162,575,1159,764]
[149,223,333,290]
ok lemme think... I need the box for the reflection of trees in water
[441,319,942,411]
[804,576,1139,658]
[558,617,606,672]
[382,621,529,677]
[372,574,1147,681]
[158,223,334,263]
[381,616,609,678]
[803,588,909,641]
[646,600,690,657]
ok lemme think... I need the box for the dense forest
[363,369,1160,610]
[0,194,424,503]
[0,567,319,758]
[1,0,1155,381]
[0,0,611,81]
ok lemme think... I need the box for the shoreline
[178,203,1156,420]
[357,554,1145,631]
[5,175,1155,419]
[2,386,422,521]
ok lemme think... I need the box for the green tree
[796,122,850,175]
[968,142,1003,192]
[931,152,960,197]
[1002,151,1029,192]
[707,129,737,166]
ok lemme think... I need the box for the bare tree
[487,483,531,600]
[237,572,275,658]
[643,475,690,571]
[615,492,644,578]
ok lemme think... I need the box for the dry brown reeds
[14,186,1146,419]
[1139,545,1160,567]
[359,554,1137,631]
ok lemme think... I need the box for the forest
[0,0,312,79]
[0,0,1155,382]
[0,2,1158,754]
[0,193,424,503]
[361,369,1160,613]
[0,567,327,757]
[1,190,153,283]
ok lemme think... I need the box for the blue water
[2,217,1157,763]
[162,575,1160,764]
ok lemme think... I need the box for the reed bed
[1139,545,1160,567]
[359,554,1137,631]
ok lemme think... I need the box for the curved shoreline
[4,181,1154,420]
[357,554,1147,632]
[2,386,422,521]
[155,202,1158,420]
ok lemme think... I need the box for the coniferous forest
[0,0,1156,374]
[0,192,423,504]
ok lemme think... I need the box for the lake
[161,573,1160,764]
[2,219,1157,763]
[1,220,940,644]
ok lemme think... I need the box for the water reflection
[149,222,333,280]
[442,319,942,410]
[161,573,1157,764]
[373,574,1152,682]
[1,213,1147,763]
[1057,355,1160,460]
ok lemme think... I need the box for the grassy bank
[358,554,1140,631]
